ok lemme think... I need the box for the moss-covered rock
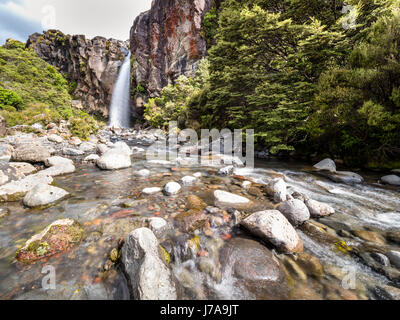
[16,219,84,264]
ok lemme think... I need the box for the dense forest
[144,0,400,169]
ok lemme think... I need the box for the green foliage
[0,41,72,107]
[144,59,210,130]
[138,0,400,168]
[0,87,23,110]
[204,2,346,153]
[3,39,26,50]
[0,103,101,140]
[309,6,400,165]
[202,7,219,48]
[0,39,102,140]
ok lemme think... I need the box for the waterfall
[108,50,132,128]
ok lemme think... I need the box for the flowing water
[108,51,132,129]
[0,139,399,300]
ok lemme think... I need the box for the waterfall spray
[108,50,132,128]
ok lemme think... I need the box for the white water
[109,51,132,128]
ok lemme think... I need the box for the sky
[0,0,153,45]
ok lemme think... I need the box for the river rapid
[0,130,399,300]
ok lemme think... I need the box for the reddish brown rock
[130,0,212,97]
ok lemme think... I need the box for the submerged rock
[181,176,197,186]
[305,199,335,218]
[186,195,207,211]
[136,169,150,177]
[164,182,181,196]
[241,210,303,253]
[175,209,208,232]
[352,230,386,245]
[16,219,84,264]
[278,199,310,226]
[142,187,162,195]
[219,237,289,299]
[381,175,400,186]
[214,190,250,209]
[122,228,178,300]
[296,252,324,278]
[23,183,69,207]
[320,171,364,185]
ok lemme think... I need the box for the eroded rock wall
[130,0,212,97]
[27,30,128,117]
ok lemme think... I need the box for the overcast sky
[0,0,153,45]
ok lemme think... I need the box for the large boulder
[97,149,132,170]
[0,172,53,202]
[0,115,7,136]
[381,175,400,186]
[219,237,289,299]
[12,143,51,163]
[43,156,76,176]
[122,228,178,300]
[63,148,84,156]
[79,142,97,153]
[0,142,13,161]
[241,210,304,253]
[278,199,310,226]
[23,183,69,207]
[0,161,24,185]
[9,162,37,176]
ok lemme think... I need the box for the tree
[309,5,400,166]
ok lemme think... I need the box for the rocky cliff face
[27,30,127,117]
[130,0,212,97]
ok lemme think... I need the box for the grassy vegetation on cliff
[0,39,102,139]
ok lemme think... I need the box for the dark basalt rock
[27,30,128,117]
[219,237,290,299]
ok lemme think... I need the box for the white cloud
[0,0,152,44]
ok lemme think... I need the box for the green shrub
[0,103,102,140]
[0,41,71,107]
[0,87,23,110]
